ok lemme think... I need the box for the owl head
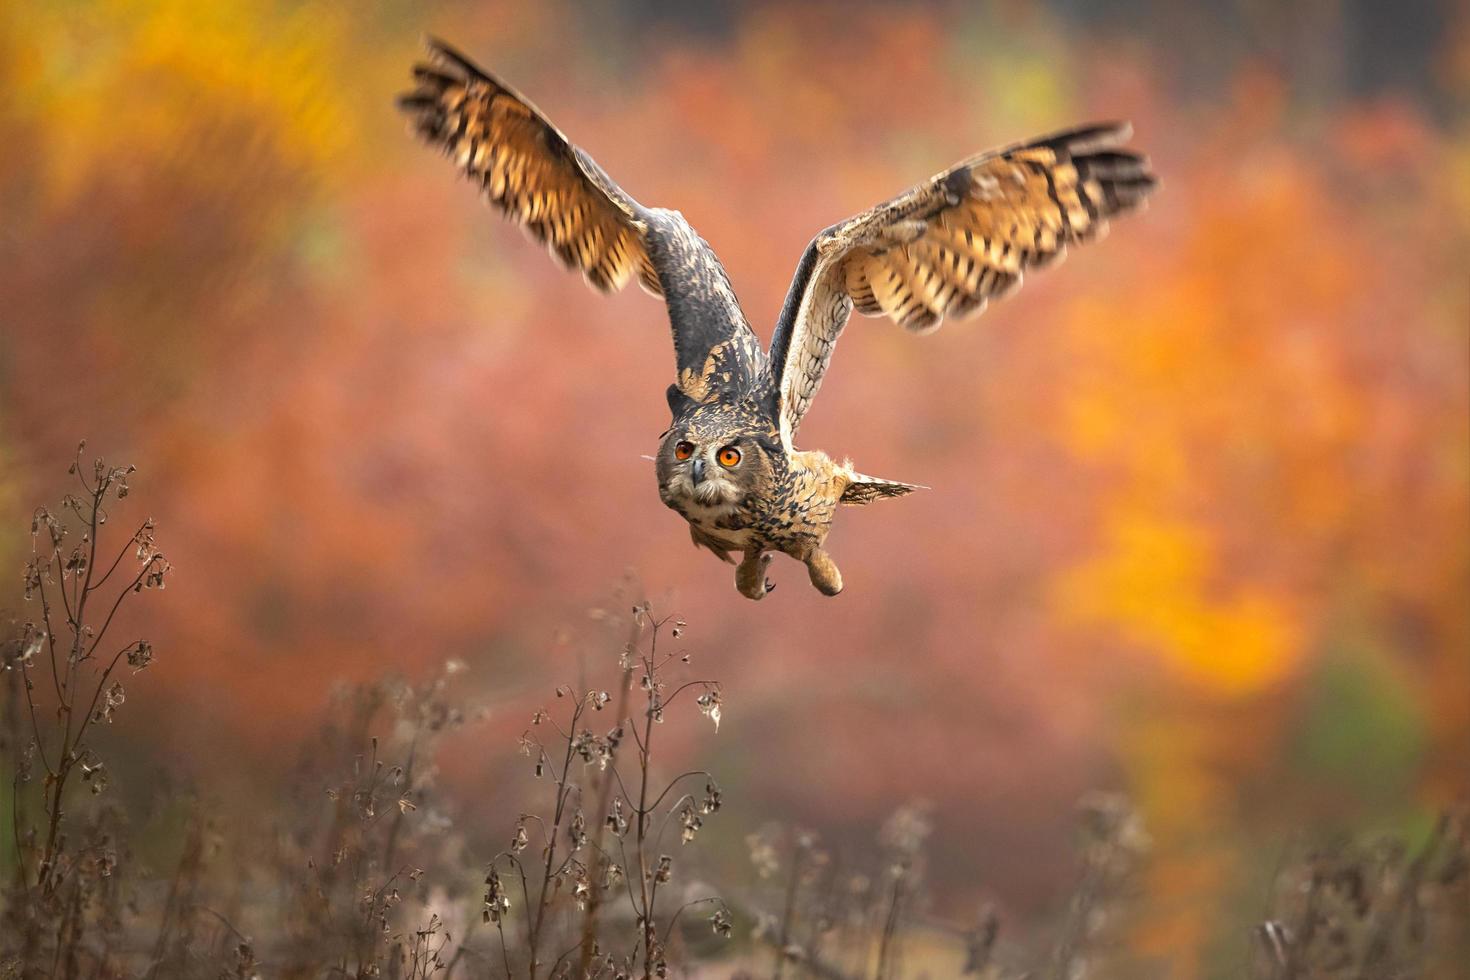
[655,389,781,515]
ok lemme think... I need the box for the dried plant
[1045,792,1151,980]
[477,603,729,979]
[736,794,1149,980]
[737,808,936,980]
[1251,806,1470,979]
[274,661,479,978]
[2,443,169,975]
[0,445,1463,980]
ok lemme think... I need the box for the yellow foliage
[1059,510,1299,694]
[6,0,355,204]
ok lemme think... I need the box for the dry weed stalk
[1,446,1463,980]
[1252,806,1470,979]
[2,443,169,976]
[479,603,729,979]
[277,661,477,978]
[741,805,937,980]
[739,794,1150,980]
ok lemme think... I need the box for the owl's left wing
[399,39,765,403]
[769,123,1156,445]
[399,38,660,294]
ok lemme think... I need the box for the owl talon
[736,552,772,600]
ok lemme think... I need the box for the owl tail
[839,470,927,506]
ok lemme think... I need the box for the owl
[399,39,1157,599]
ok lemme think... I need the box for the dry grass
[1,447,1465,979]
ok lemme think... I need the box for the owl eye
[674,441,695,461]
[717,446,741,468]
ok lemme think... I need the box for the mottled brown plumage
[399,38,1157,599]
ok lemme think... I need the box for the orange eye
[674,441,694,461]
[717,446,741,468]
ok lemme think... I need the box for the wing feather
[398,39,661,297]
[769,122,1157,444]
[400,39,765,401]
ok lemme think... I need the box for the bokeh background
[1,0,1466,974]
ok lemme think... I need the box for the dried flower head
[607,798,629,837]
[93,681,126,724]
[679,801,703,845]
[126,639,153,672]
[695,689,722,732]
[483,867,511,923]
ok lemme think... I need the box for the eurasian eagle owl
[399,39,1156,600]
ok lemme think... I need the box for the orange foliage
[0,1,1464,971]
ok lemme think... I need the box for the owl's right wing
[768,123,1156,446]
[398,39,765,403]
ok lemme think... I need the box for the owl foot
[736,552,773,601]
[806,549,843,596]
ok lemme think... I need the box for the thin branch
[85,554,166,663]
[658,679,718,710]
[649,771,714,814]
[34,577,66,704]
[91,521,149,591]
[16,660,55,777]
[661,897,722,946]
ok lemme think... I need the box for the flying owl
[398,39,1157,600]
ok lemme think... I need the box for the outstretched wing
[768,123,1156,445]
[399,39,764,401]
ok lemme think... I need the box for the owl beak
[691,458,706,484]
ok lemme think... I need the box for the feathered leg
[735,550,774,601]
[805,549,843,596]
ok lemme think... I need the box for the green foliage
[1290,645,1427,810]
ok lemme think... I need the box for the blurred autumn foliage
[0,0,1465,974]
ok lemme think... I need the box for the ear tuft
[666,383,695,417]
